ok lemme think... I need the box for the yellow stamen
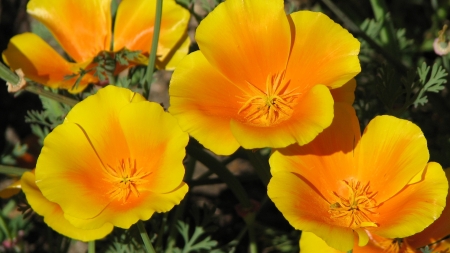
[103,158,151,202]
[237,71,300,126]
[329,179,379,229]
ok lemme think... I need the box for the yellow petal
[113,0,189,66]
[21,172,113,241]
[330,79,357,105]
[372,162,448,239]
[269,103,360,214]
[2,33,95,92]
[169,51,241,155]
[65,86,146,166]
[156,34,190,70]
[27,0,111,62]
[300,232,344,253]
[196,0,291,86]
[65,183,188,229]
[230,85,334,149]
[118,102,189,194]
[35,122,110,220]
[285,11,360,89]
[406,168,450,248]
[355,115,429,203]
[267,171,354,252]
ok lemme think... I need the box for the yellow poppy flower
[169,0,360,155]
[25,85,188,240]
[267,104,448,252]
[299,169,450,253]
[2,0,190,93]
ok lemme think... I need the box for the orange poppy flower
[169,0,360,155]
[25,85,188,240]
[2,0,190,93]
[267,104,448,252]
[299,169,450,253]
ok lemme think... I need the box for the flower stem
[245,150,271,186]
[0,62,20,85]
[88,241,95,253]
[0,165,29,176]
[245,212,258,253]
[137,220,156,253]
[25,84,78,107]
[145,0,163,96]
[347,250,353,253]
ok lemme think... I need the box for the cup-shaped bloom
[169,0,360,155]
[300,169,450,253]
[267,104,448,252]
[2,0,190,92]
[25,85,188,240]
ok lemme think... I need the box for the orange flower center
[329,180,378,230]
[103,158,151,202]
[237,71,300,126]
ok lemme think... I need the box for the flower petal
[27,0,111,62]
[270,103,360,205]
[118,102,189,194]
[405,168,450,248]
[230,84,334,149]
[113,0,190,66]
[330,79,357,105]
[268,171,354,252]
[35,123,111,220]
[169,51,241,155]
[196,0,291,86]
[65,86,146,167]
[0,179,21,198]
[2,33,94,92]
[22,172,113,241]
[285,11,360,89]
[156,34,190,70]
[65,183,188,229]
[355,115,429,203]
[371,162,448,239]
[300,232,342,253]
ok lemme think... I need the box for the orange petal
[113,0,189,66]
[406,168,450,248]
[169,51,241,155]
[22,172,113,241]
[355,115,430,203]
[65,86,146,166]
[118,102,189,194]
[35,123,111,220]
[230,85,334,149]
[0,179,21,199]
[2,33,94,92]
[65,183,188,229]
[268,171,355,252]
[270,103,360,204]
[330,79,357,105]
[196,0,291,86]
[285,11,360,89]
[372,162,448,239]
[27,0,111,62]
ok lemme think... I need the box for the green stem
[245,150,271,186]
[369,0,399,57]
[0,165,29,176]
[145,0,164,95]
[0,215,12,241]
[0,62,20,85]
[25,84,78,107]
[245,213,257,253]
[137,220,157,253]
[186,143,251,208]
[166,157,196,252]
[88,241,95,253]
[319,0,407,74]
[347,250,353,253]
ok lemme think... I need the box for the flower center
[329,180,378,229]
[237,71,300,126]
[103,158,151,202]
[377,238,403,253]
